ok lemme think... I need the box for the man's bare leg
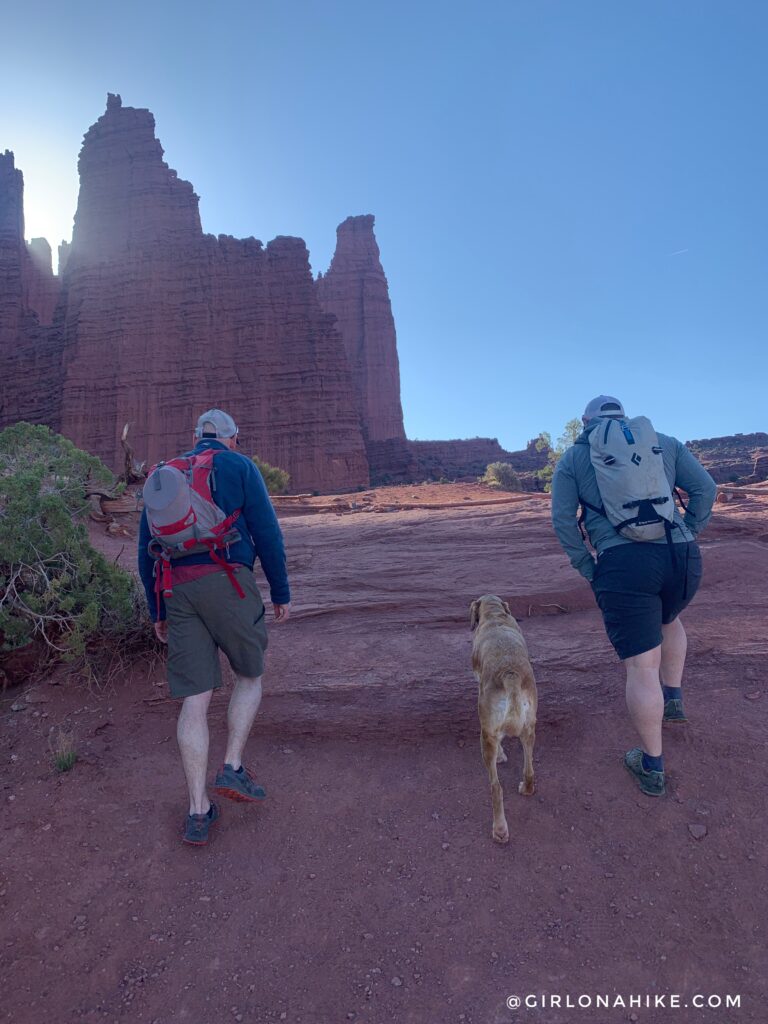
[224,674,263,770]
[177,689,214,815]
[661,616,687,688]
[625,645,663,757]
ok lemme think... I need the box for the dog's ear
[502,600,513,618]
[469,599,481,631]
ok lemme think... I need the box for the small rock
[630,1014,639,1022]
[391,976,403,987]
[744,691,761,701]
[441,842,450,851]
[362,932,374,940]
[199,896,211,902]
[688,823,707,840]
[10,703,25,713]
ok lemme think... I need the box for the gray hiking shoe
[663,698,688,724]
[214,763,266,804]
[183,801,220,846]
[623,748,666,797]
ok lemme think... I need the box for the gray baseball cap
[583,395,625,420]
[194,408,238,438]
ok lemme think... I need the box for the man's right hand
[273,603,291,623]
[154,620,168,644]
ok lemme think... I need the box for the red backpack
[143,449,245,601]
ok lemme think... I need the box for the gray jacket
[551,419,717,581]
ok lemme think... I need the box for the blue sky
[3,1,766,450]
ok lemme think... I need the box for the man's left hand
[154,620,168,644]
[273,603,291,623]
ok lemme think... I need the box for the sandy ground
[1,484,767,1023]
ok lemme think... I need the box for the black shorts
[591,541,702,661]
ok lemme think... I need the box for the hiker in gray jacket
[551,395,716,797]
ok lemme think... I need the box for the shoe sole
[663,717,688,725]
[214,785,266,804]
[623,760,666,797]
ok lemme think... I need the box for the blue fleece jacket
[138,440,290,620]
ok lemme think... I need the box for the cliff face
[54,95,368,491]
[0,152,62,429]
[687,433,768,484]
[318,215,415,483]
[2,98,764,494]
[408,437,548,485]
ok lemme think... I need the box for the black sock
[206,804,214,818]
[662,685,682,701]
[224,762,244,774]
[642,751,664,773]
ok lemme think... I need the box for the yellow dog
[470,595,537,843]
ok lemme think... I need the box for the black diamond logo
[631,453,642,465]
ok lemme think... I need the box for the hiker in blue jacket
[551,396,716,797]
[138,409,291,845]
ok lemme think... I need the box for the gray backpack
[583,416,674,541]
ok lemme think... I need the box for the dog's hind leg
[481,731,509,843]
[518,724,535,796]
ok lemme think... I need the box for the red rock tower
[0,152,61,427]
[317,215,415,482]
[55,95,369,491]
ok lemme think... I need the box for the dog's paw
[518,780,535,796]
[492,826,510,844]
[496,749,508,764]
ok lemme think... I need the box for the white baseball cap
[194,408,238,439]
[583,395,625,420]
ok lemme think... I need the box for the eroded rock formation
[1,96,371,492]
[409,437,548,487]
[0,152,62,428]
[687,433,768,485]
[318,215,415,483]
[1,98,764,493]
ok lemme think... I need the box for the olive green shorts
[165,567,268,698]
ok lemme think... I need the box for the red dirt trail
[1,484,766,1024]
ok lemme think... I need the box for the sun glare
[12,140,78,274]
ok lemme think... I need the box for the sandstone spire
[318,215,406,442]
[0,152,62,426]
[54,96,368,491]
[317,215,415,481]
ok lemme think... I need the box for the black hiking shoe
[663,698,688,724]
[183,802,220,846]
[214,763,266,804]
[623,748,666,797]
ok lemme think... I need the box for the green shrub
[0,422,150,682]
[480,462,521,491]
[535,418,581,492]
[252,456,290,495]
